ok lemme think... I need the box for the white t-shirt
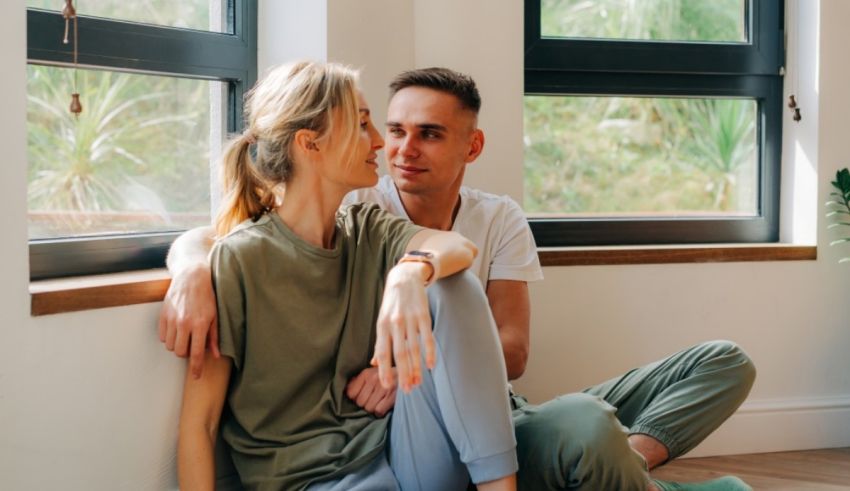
[344,175,543,288]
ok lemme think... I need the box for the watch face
[406,250,434,259]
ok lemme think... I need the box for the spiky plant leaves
[827,168,850,262]
[27,65,206,237]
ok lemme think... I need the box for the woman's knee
[427,270,487,308]
[424,270,507,390]
[426,271,496,341]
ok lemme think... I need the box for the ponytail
[214,135,275,237]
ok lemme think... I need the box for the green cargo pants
[512,340,756,491]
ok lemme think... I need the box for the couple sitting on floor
[160,62,756,491]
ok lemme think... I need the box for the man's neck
[397,188,461,231]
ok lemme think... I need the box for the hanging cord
[63,0,82,116]
[786,0,801,122]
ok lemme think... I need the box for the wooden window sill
[538,244,816,266]
[30,269,171,316]
[29,245,816,316]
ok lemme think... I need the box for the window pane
[524,96,758,217]
[27,65,221,239]
[541,0,747,43]
[26,0,227,33]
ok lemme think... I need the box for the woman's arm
[178,353,232,490]
[374,229,477,393]
[404,229,478,282]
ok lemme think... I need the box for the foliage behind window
[27,66,215,239]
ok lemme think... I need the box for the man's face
[385,86,481,196]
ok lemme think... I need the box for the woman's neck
[275,177,348,249]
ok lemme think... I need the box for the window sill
[30,269,171,317]
[29,245,816,316]
[538,244,816,267]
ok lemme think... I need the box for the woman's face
[323,91,384,190]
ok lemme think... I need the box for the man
[160,67,756,491]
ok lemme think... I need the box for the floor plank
[651,448,850,490]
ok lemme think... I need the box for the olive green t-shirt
[210,203,423,491]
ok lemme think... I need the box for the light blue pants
[308,271,518,491]
[513,340,756,490]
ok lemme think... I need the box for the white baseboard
[683,396,850,458]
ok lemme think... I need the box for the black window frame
[27,0,258,280]
[524,0,785,247]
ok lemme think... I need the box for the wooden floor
[651,448,850,490]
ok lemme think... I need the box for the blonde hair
[215,61,361,236]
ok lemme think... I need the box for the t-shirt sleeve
[489,197,544,282]
[210,241,247,370]
[355,203,423,268]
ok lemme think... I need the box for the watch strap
[398,250,438,286]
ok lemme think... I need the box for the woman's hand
[373,262,437,393]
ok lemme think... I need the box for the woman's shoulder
[338,201,422,262]
[214,214,279,256]
[339,201,410,231]
[339,200,384,218]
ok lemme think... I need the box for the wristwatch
[398,250,438,286]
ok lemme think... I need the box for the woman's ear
[293,129,320,154]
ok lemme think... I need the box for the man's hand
[159,263,220,379]
[346,367,397,417]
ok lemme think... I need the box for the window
[524,0,784,246]
[26,1,257,279]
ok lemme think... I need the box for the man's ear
[293,129,320,154]
[465,128,485,163]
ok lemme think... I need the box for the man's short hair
[389,67,481,114]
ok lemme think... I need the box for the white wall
[257,0,327,74]
[2,1,850,489]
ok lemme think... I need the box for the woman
[177,61,517,491]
